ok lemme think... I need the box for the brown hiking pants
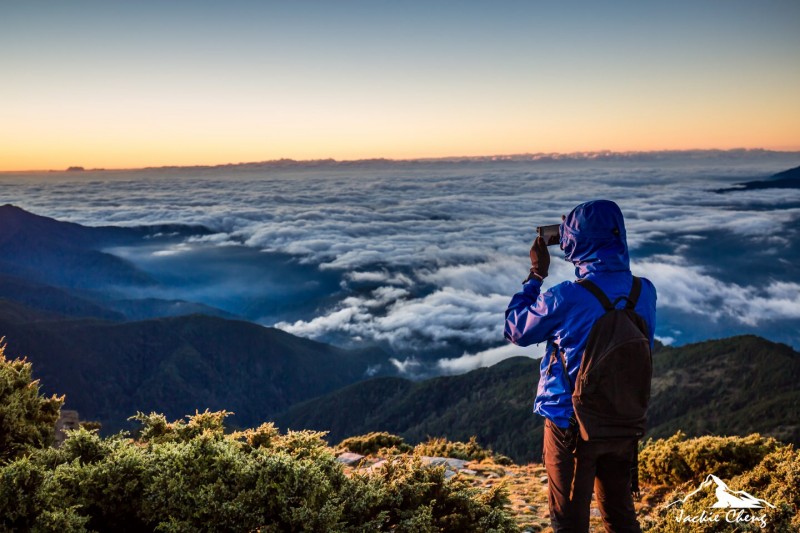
[543,419,641,533]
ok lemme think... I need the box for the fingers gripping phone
[537,224,561,246]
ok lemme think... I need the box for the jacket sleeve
[504,278,565,347]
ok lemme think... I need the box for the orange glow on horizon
[2,86,798,171]
[3,2,798,172]
[2,136,799,173]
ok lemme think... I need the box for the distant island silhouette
[717,165,800,192]
[13,148,792,174]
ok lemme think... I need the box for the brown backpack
[558,276,652,442]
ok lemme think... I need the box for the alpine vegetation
[0,348,517,532]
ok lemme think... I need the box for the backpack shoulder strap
[625,276,642,310]
[577,276,643,311]
[575,278,614,311]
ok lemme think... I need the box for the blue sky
[2,1,799,169]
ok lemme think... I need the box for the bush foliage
[338,432,513,466]
[338,431,413,456]
[0,412,518,532]
[641,433,800,533]
[0,341,63,463]
[638,431,782,485]
[414,436,513,466]
[0,341,518,532]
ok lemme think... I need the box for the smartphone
[537,224,561,246]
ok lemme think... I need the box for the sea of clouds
[2,152,799,375]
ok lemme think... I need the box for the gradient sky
[1,0,799,170]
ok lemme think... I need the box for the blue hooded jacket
[504,200,657,428]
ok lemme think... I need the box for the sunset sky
[1,1,799,171]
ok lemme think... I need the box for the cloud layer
[2,153,799,373]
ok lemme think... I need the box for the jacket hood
[560,200,630,278]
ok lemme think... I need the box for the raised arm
[504,278,564,347]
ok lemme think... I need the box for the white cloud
[389,357,423,375]
[345,270,413,285]
[151,243,191,256]
[3,155,799,353]
[436,342,546,375]
[277,285,511,351]
[186,233,240,246]
[637,259,800,326]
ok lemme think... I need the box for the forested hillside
[278,335,800,463]
[0,300,388,432]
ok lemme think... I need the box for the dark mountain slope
[647,335,800,442]
[716,164,800,192]
[276,356,542,462]
[0,204,209,289]
[277,336,800,463]
[738,164,800,189]
[0,274,123,320]
[0,300,390,432]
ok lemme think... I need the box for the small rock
[590,508,602,518]
[539,475,548,484]
[364,459,387,473]
[335,452,365,466]
[460,468,477,475]
[419,456,468,470]
[443,458,468,469]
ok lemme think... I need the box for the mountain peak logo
[666,474,776,510]
[665,474,775,529]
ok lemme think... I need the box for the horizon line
[3,147,799,174]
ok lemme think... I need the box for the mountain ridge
[0,205,240,320]
[276,336,800,463]
[12,148,795,173]
[716,164,800,192]
[0,299,392,433]
[0,204,212,289]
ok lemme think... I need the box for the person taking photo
[505,199,657,533]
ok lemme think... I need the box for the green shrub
[415,436,490,461]
[339,432,412,456]
[231,422,280,449]
[0,352,517,531]
[341,455,518,532]
[639,431,781,485]
[644,435,800,533]
[414,436,513,466]
[142,433,344,532]
[129,409,232,444]
[0,456,49,531]
[0,342,63,462]
[46,433,150,532]
[0,412,518,532]
[731,446,800,532]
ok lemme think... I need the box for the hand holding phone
[527,236,550,281]
[537,224,561,246]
